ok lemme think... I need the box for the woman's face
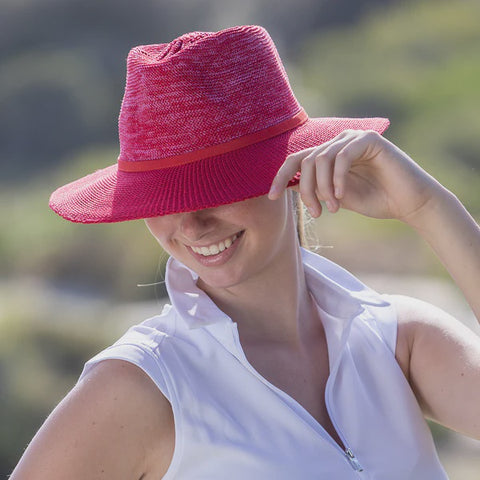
[144,192,297,289]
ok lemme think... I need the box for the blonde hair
[292,191,308,248]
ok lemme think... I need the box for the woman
[11,25,480,479]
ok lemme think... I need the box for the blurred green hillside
[1,0,480,477]
[296,0,480,211]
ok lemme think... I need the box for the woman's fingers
[268,130,361,215]
[268,130,386,217]
[312,135,356,212]
[268,146,316,200]
[270,129,440,221]
[332,131,380,200]
[268,132,348,201]
[298,150,323,217]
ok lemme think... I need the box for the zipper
[230,323,365,475]
[345,448,364,472]
[324,356,364,473]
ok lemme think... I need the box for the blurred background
[1,0,479,477]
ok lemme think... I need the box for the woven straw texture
[49,25,389,223]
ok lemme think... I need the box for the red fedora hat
[49,25,389,223]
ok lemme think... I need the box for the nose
[179,210,216,242]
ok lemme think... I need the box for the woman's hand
[269,128,480,323]
[268,129,442,226]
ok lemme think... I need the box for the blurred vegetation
[293,0,480,275]
[296,0,480,212]
[1,0,479,476]
[1,146,166,301]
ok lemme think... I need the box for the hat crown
[118,25,302,165]
[156,31,211,60]
[49,24,390,223]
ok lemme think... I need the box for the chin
[196,268,248,290]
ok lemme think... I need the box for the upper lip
[185,230,243,248]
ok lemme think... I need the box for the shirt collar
[165,256,232,329]
[300,249,389,370]
[301,248,387,319]
[165,248,388,331]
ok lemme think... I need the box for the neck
[198,244,317,346]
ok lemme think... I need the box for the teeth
[191,233,240,256]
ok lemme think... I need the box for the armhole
[78,343,168,394]
[367,294,399,355]
[77,342,184,479]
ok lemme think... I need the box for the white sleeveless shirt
[78,249,448,479]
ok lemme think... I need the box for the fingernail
[307,206,318,217]
[334,187,342,199]
[326,201,334,212]
[268,185,278,199]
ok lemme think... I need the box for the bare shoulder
[385,293,479,345]
[385,294,479,375]
[383,294,480,437]
[10,359,174,480]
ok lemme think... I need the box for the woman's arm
[9,359,174,479]
[392,294,480,439]
[401,187,480,319]
[269,129,480,321]
[268,129,480,437]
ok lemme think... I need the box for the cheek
[251,195,291,236]
[144,218,176,251]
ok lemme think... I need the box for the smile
[190,233,241,257]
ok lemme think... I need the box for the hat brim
[49,117,389,223]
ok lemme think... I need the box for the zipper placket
[231,323,364,474]
[324,334,364,473]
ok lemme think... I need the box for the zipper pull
[345,448,364,472]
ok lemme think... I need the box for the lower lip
[187,232,244,267]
